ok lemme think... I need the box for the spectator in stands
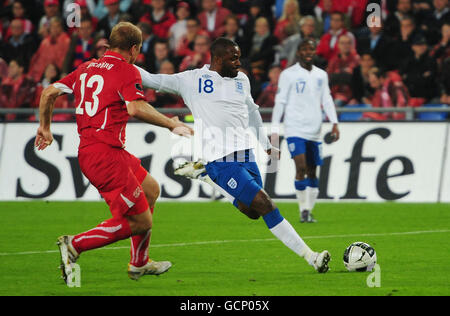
[391,15,420,66]
[422,0,450,45]
[135,21,158,70]
[242,0,274,43]
[275,15,318,67]
[140,0,177,39]
[147,39,175,73]
[430,22,450,67]
[0,58,36,121]
[31,63,72,121]
[62,17,99,76]
[274,0,302,42]
[327,34,360,107]
[97,0,125,39]
[179,34,211,71]
[221,15,247,57]
[314,0,333,34]
[38,0,61,39]
[401,34,439,103]
[356,15,395,70]
[364,67,410,120]
[300,14,320,41]
[92,0,132,20]
[350,52,376,105]
[175,17,209,57]
[197,0,231,39]
[28,16,70,82]
[248,16,278,75]
[256,64,282,116]
[168,1,191,51]
[316,11,356,63]
[1,18,38,70]
[4,0,34,39]
[384,0,414,39]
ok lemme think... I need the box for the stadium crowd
[0,0,449,121]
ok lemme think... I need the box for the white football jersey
[272,63,338,141]
[138,65,261,162]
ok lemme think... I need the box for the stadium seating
[339,104,371,121]
[417,104,449,121]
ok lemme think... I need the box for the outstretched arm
[127,100,193,137]
[35,85,65,150]
[135,65,182,96]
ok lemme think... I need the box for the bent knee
[246,210,261,220]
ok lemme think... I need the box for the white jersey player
[137,38,331,273]
[271,39,340,223]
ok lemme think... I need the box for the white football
[343,242,377,272]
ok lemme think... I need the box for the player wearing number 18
[35,22,193,284]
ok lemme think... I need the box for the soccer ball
[343,242,377,272]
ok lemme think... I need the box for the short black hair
[297,38,316,50]
[210,37,238,60]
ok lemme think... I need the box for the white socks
[269,218,315,264]
[305,187,319,212]
[296,189,307,213]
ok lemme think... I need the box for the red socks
[72,217,132,254]
[130,207,154,267]
[72,207,155,267]
[130,230,151,267]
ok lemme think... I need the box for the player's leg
[129,173,159,268]
[303,140,323,222]
[293,153,310,222]
[287,137,310,221]
[305,164,319,218]
[248,189,330,273]
[206,160,330,273]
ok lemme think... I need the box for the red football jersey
[54,51,145,149]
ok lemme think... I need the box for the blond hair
[109,22,142,51]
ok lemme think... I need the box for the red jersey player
[35,22,193,284]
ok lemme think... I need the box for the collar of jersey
[103,50,126,62]
[295,62,315,73]
[202,64,238,80]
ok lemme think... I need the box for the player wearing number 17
[34,22,193,284]
[271,39,340,223]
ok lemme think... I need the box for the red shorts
[78,143,149,218]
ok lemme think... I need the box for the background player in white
[271,39,340,223]
[136,38,331,273]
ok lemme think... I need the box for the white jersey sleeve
[321,74,339,124]
[135,65,186,96]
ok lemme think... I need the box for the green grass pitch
[0,201,449,296]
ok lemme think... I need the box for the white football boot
[174,160,206,179]
[311,250,331,273]
[56,235,80,284]
[128,260,172,281]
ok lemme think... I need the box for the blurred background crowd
[0,0,449,121]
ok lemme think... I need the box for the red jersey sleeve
[119,65,146,104]
[53,70,78,94]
